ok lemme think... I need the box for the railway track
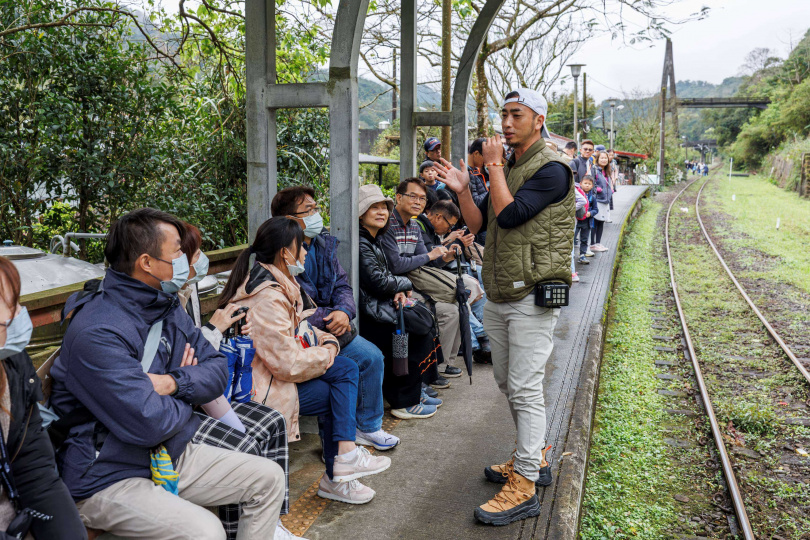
[695,178,810,386]
[665,178,756,539]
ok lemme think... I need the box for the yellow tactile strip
[280,414,403,537]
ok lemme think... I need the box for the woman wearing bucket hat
[357,185,441,419]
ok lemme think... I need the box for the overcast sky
[575,0,810,102]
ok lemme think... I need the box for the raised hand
[435,158,470,194]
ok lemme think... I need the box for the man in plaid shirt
[379,177,464,382]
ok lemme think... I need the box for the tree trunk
[440,0,451,158]
[475,43,490,137]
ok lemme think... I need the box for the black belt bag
[534,282,569,308]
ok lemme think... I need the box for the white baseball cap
[503,88,551,139]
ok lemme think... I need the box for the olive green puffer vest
[481,141,575,302]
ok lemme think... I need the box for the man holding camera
[437,88,574,526]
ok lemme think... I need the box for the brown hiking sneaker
[484,446,553,487]
[474,469,540,525]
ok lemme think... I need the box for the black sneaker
[484,464,553,487]
[442,365,463,378]
[429,376,450,389]
[421,383,439,398]
[473,349,492,364]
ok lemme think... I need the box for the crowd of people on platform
[1,92,623,538]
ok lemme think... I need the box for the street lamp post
[609,99,616,150]
[568,64,585,145]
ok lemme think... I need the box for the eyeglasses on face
[582,147,594,153]
[438,214,457,228]
[292,206,322,217]
[401,192,427,204]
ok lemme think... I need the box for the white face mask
[0,307,33,360]
[186,252,210,286]
[150,254,190,294]
[302,213,324,238]
[285,248,305,277]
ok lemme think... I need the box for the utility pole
[582,73,587,134]
[392,50,397,121]
[441,0,451,159]
[609,100,615,150]
[568,64,584,145]
[659,38,677,180]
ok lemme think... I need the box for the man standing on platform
[436,88,574,526]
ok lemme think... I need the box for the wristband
[486,162,504,168]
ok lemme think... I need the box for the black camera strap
[0,425,19,506]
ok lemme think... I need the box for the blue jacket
[50,269,227,500]
[585,189,599,227]
[594,168,612,203]
[297,233,357,331]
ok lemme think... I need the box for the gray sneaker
[317,475,375,504]
[331,446,391,483]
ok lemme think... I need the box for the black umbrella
[454,252,473,384]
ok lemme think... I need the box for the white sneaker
[585,250,594,257]
[276,519,308,540]
[317,475,375,504]
[356,428,400,451]
[572,272,580,283]
[331,445,391,482]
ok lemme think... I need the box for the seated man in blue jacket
[50,208,285,539]
[272,187,399,451]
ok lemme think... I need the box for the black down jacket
[359,226,413,325]
[2,351,86,539]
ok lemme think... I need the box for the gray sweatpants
[483,295,559,482]
[76,442,285,540]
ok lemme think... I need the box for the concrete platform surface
[298,186,649,540]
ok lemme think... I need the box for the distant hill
[675,77,745,98]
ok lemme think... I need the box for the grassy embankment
[703,173,810,294]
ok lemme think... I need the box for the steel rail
[665,179,756,540]
[695,178,810,386]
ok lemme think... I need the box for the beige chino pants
[412,292,462,368]
[483,295,559,482]
[76,442,285,540]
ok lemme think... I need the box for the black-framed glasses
[291,206,322,217]
[402,193,427,204]
[438,214,457,228]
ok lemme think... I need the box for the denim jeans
[297,355,358,479]
[339,335,385,433]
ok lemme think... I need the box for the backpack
[575,185,589,221]
[406,266,458,304]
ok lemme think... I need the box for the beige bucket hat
[359,184,394,217]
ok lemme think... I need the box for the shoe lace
[487,474,524,511]
[356,445,373,465]
[336,479,362,496]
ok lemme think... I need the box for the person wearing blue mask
[271,187,400,453]
[218,217,392,506]
[50,208,286,539]
[177,223,298,540]
[0,256,85,539]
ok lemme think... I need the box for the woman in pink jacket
[219,217,390,505]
